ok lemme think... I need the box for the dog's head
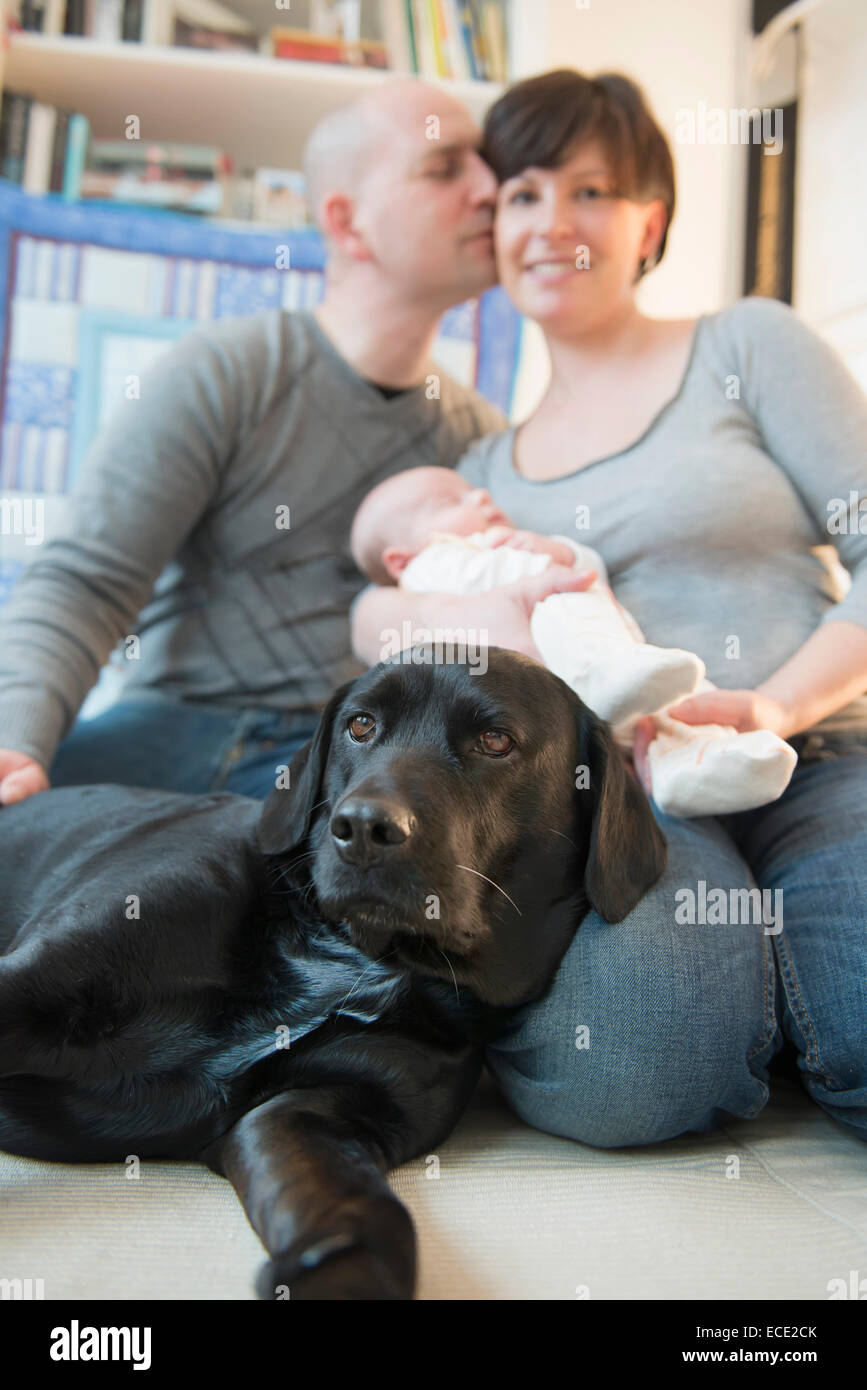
[258,649,665,1007]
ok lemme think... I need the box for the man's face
[353,103,499,307]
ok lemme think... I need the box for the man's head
[303,80,499,311]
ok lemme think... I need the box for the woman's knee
[488,1000,771,1148]
[485,817,775,1147]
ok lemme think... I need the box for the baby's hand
[483,525,518,547]
[495,530,577,566]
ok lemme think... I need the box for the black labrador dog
[0,648,665,1299]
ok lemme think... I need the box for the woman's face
[493,140,667,333]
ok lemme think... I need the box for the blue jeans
[50,702,867,1146]
[49,694,318,799]
[484,730,867,1147]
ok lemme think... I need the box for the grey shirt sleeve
[0,325,243,767]
[734,297,867,631]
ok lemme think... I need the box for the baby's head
[350,466,511,584]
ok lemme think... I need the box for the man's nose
[466,150,498,205]
[330,795,416,868]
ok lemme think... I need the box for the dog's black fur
[0,649,665,1299]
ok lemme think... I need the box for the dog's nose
[330,796,415,868]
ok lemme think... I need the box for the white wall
[794,0,867,388]
[509,0,752,316]
[507,0,754,418]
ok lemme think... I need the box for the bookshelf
[2,30,503,172]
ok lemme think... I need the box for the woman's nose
[533,193,579,240]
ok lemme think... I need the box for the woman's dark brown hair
[481,69,676,279]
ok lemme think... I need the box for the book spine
[64,0,87,35]
[1,95,32,184]
[20,1,45,30]
[22,102,57,194]
[427,0,447,77]
[458,3,478,79]
[62,112,90,200]
[92,0,124,41]
[49,109,71,193]
[403,0,419,73]
[122,0,145,41]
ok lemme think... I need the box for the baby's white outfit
[400,530,797,817]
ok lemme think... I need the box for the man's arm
[0,322,245,799]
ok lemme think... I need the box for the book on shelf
[0,90,89,197]
[6,0,509,77]
[173,19,258,52]
[270,27,389,69]
[0,88,313,228]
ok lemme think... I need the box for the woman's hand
[489,529,577,566]
[666,688,795,738]
[630,689,795,798]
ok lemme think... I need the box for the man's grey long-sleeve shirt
[0,308,506,768]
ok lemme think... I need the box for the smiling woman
[346,65,867,1157]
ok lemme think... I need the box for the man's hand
[0,749,50,805]
[439,563,597,662]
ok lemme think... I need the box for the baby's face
[418,482,512,544]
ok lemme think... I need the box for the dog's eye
[477,729,514,757]
[347,712,376,742]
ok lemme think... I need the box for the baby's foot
[648,720,798,817]
[532,629,704,724]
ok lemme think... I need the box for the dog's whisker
[334,949,398,1014]
[438,949,460,1004]
[455,865,522,917]
[547,828,577,848]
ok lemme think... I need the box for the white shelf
[4,33,502,171]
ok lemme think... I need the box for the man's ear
[257,680,355,857]
[577,709,667,923]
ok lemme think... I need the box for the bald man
[0,80,584,803]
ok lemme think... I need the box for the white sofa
[2,1061,863,1301]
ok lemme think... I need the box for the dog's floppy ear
[257,680,355,857]
[578,709,667,923]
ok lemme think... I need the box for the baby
[350,466,797,818]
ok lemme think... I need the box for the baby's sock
[647,708,798,817]
[530,590,704,725]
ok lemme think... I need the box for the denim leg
[219,715,318,799]
[48,697,248,794]
[49,697,318,800]
[485,807,779,1148]
[727,741,867,1142]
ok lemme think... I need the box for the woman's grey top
[457,296,867,736]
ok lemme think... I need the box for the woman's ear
[577,708,667,922]
[638,197,668,273]
[382,547,413,580]
[257,680,355,857]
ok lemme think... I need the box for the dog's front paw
[257,1232,413,1301]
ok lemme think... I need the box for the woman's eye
[477,729,514,757]
[576,187,606,200]
[348,713,376,741]
[506,188,536,205]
